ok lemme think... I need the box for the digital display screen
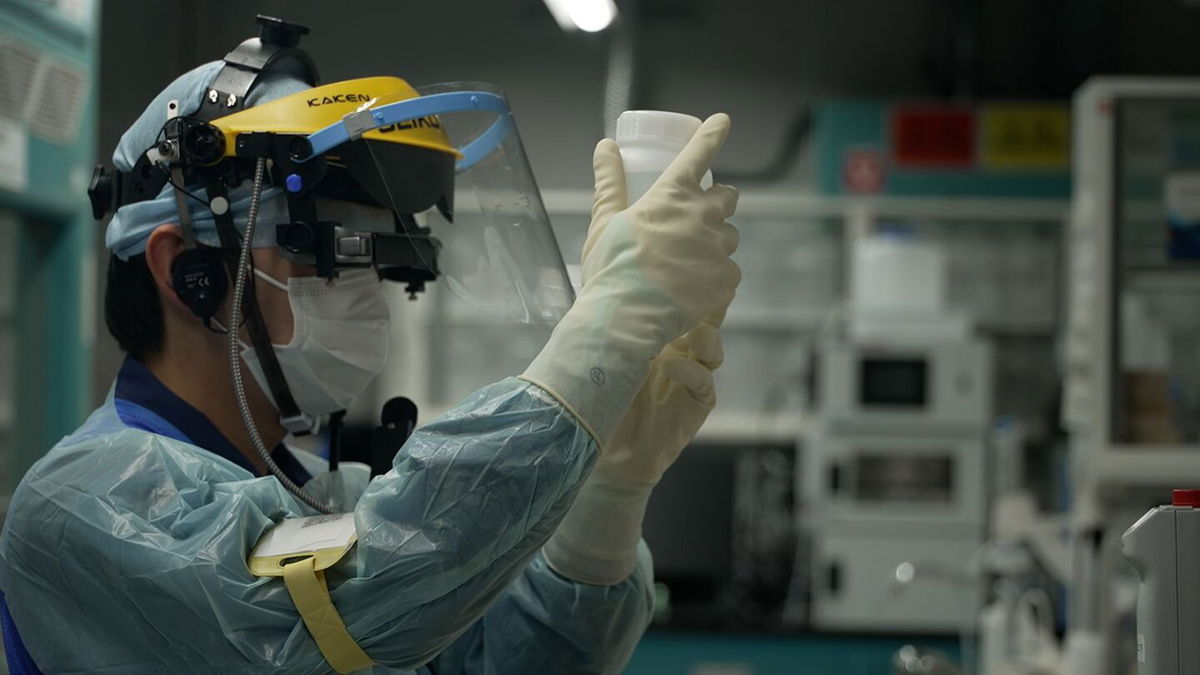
[859,358,927,407]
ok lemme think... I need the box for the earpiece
[171,247,228,323]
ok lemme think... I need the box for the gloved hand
[543,320,725,584]
[541,123,739,585]
[521,113,739,446]
[599,320,723,484]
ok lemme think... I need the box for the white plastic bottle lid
[615,111,702,151]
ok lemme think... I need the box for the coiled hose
[227,158,334,514]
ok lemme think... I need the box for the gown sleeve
[0,378,605,673]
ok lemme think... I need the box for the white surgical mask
[240,268,391,415]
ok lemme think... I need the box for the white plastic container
[978,597,1010,675]
[851,235,947,313]
[615,110,713,202]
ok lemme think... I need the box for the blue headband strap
[303,91,509,172]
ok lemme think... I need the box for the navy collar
[114,357,313,486]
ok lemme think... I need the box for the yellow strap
[281,556,374,674]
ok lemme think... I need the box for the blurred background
[8,0,1200,673]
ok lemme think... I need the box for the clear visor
[321,82,574,324]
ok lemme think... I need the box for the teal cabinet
[0,0,98,493]
[626,631,960,675]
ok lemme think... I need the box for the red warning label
[891,106,975,168]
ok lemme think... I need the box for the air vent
[0,37,88,145]
[28,60,87,144]
[0,40,42,123]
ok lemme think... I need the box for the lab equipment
[978,593,1009,673]
[963,486,1074,675]
[1122,489,1200,675]
[805,334,992,632]
[813,338,991,435]
[847,235,971,342]
[616,110,713,199]
[803,234,992,632]
[852,237,946,316]
[367,396,418,477]
[891,645,962,674]
[970,76,1200,675]
[1059,77,1200,675]
[1064,78,1200,450]
[977,579,1064,674]
[522,114,739,446]
[990,419,1025,496]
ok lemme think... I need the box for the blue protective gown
[0,358,654,673]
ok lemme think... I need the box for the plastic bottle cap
[615,111,703,151]
[1173,489,1200,507]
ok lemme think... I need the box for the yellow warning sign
[980,105,1069,170]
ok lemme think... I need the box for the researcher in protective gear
[0,16,740,674]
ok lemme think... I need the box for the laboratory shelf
[541,188,1068,222]
[1123,269,1200,294]
[719,307,831,332]
[1121,264,1200,274]
[436,305,828,332]
[1119,200,1169,222]
[696,412,809,444]
[1091,448,1200,488]
[975,316,1057,337]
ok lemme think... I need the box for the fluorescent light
[542,0,618,33]
[569,0,617,31]
[542,0,576,30]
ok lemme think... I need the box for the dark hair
[104,254,165,361]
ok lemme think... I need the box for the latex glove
[521,113,739,446]
[544,321,724,584]
[599,320,723,484]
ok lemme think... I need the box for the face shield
[413,82,574,325]
[240,78,575,324]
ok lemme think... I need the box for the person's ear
[144,224,191,312]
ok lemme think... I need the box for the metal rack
[1064,79,1200,505]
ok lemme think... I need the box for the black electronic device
[170,247,228,325]
[370,397,418,477]
[327,410,347,472]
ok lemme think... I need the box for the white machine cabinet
[816,339,991,434]
[1064,78,1200,675]
[813,527,983,633]
[807,432,987,528]
[806,335,991,633]
[1067,78,1200,497]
